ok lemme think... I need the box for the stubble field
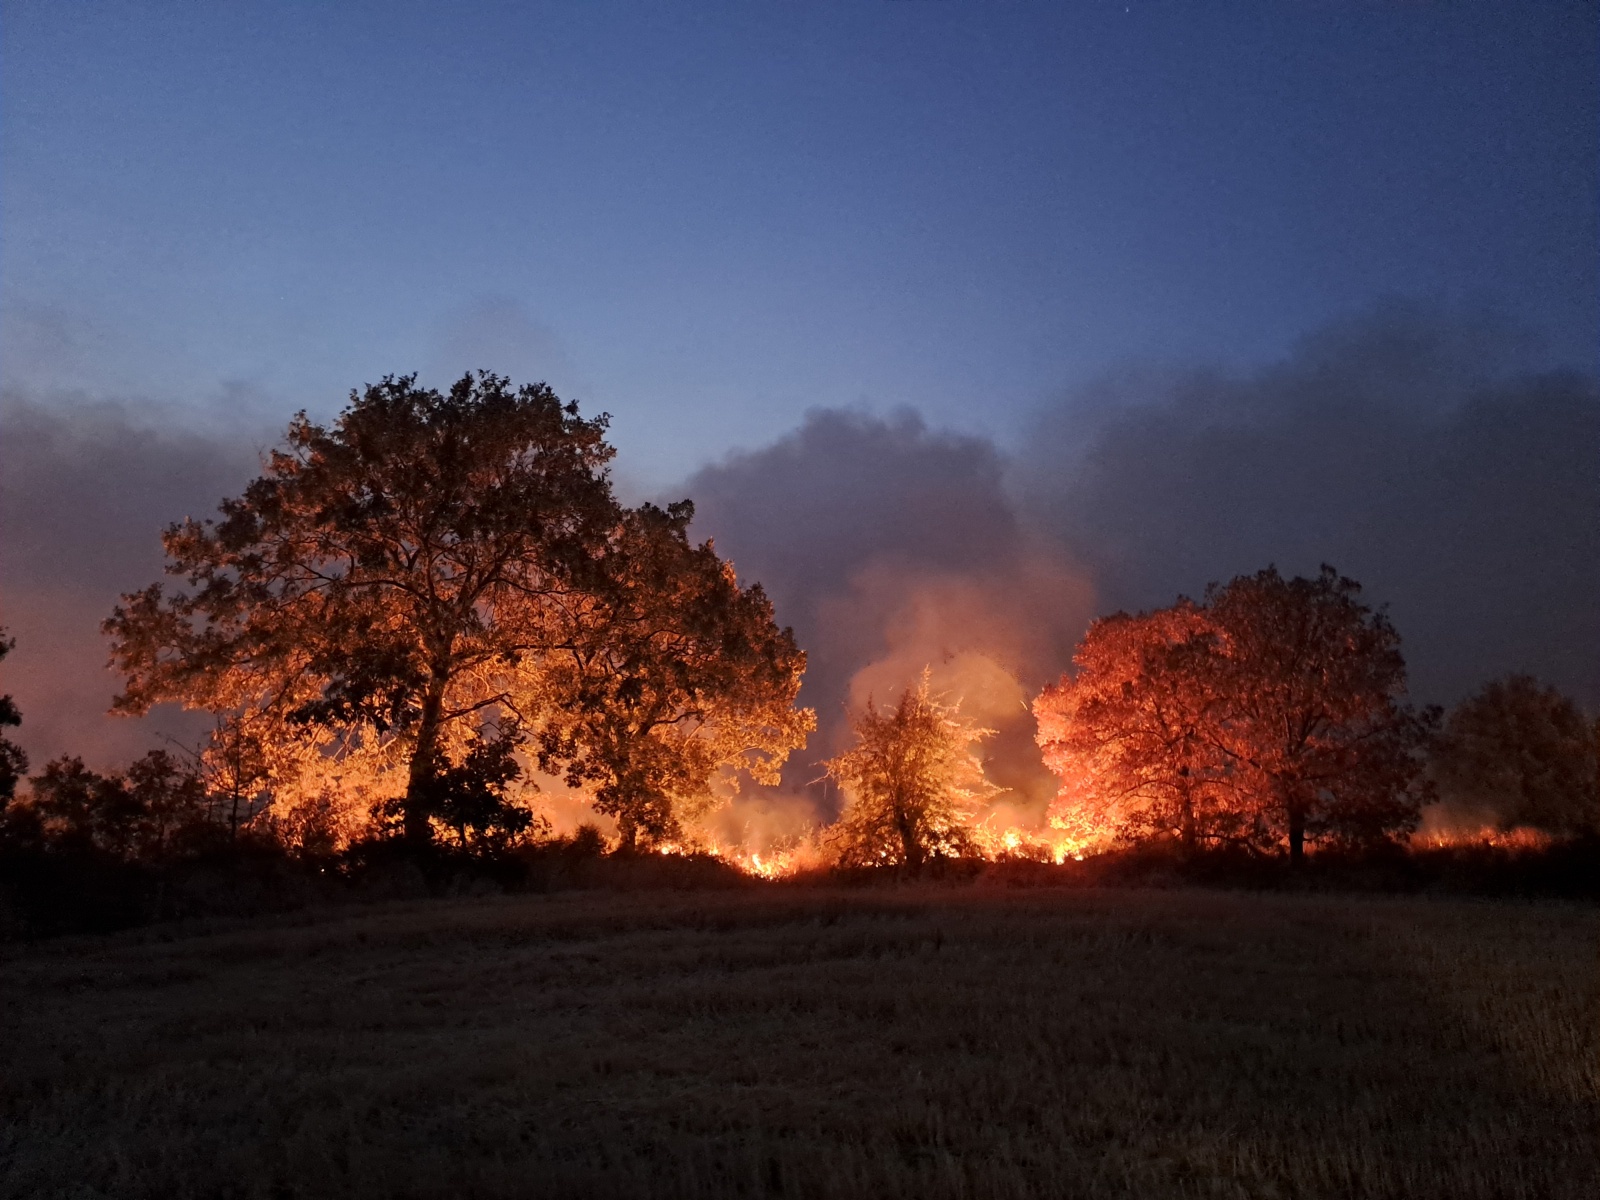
[1,883,1595,1200]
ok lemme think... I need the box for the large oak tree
[1204,567,1437,859]
[106,374,622,843]
[1431,674,1598,836]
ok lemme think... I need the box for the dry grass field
[1,884,1596,1200]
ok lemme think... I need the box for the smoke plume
[1022,306,1599,707]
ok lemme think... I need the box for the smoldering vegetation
[2,886,1595,1200]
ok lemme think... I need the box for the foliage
[17,751,212,861]
[1033,600,1236,850]
[1204,566,1438,857]
[0,631,27,808]
[1431,674,1599,836]
[105,373,620,843]
[825,674,995,869]
[533,502,814,849]
[197,715,275,839]
[1036,566,1436,860]
[380,722,544,851]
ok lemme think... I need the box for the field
[1,884,1595,1199]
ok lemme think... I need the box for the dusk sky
[2,2,1596,769]
[4,2,1595,483]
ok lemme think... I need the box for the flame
[1410,826,1553,851]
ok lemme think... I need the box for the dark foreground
[1,887,1595,1200]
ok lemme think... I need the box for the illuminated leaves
[825,673,996,869]
[533,502,814,849]
[1036,567,1437,859]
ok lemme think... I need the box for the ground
[1,884,1595,1199]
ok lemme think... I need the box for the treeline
[815,574,1598,869]
[1031,568,1600,858]
[2,372,1596,935]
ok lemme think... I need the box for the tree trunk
[616,812,639,852]
[1287,803,1306,864]
[893,798,923,875]
[403,676,449,845]
[1177,768,1196,853]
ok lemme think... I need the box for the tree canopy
[1431,674,1599,836]
[825,674,995,870]
[1033,600,1233,850]
[105,373,812,848]
[0,631,26,808]
[1036,566,1436,860]
[534,502,813,849]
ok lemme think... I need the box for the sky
[1,2,1596,795]
[3,1,1595,484]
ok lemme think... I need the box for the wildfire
[972,821,1096,864]
[1410,826,1553,851]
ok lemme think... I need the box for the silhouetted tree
[23,751,211,861]
[1432,675,1599,836]
[825,674,994,870]
[105,374,619,845]
[381,721,541,851]
[26,757,142,856]
[1205,567,1436,860]
[535,502,813,849]
[0,632,27,821]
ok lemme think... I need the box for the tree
[1431,675,1599,837]
[106,373,620,845]
[23,751,211,861]
[1033,600,1240,852]
[1204,566,1436,860]
[534,502,813,849]
[825,674,995,870]
[0,631,27,809]
[1034,566,1436,862]
[382,721,541,851]
[196,716,274,841]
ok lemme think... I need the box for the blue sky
[3,1,1594,487]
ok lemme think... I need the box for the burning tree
[1431,674,1599,837]
[105,373,621,844]
[1033,600,1236,851]
[1036,566,1436,861]
[533,502,813,849]
[825,674,996,870]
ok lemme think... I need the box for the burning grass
[2,886,1595,1199]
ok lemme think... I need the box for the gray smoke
[1023,306,1600,707]
[0,391,265,767]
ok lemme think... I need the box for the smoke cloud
[0,392,265,768]
[683,409,1097,829]
[1022,306,1600,707]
